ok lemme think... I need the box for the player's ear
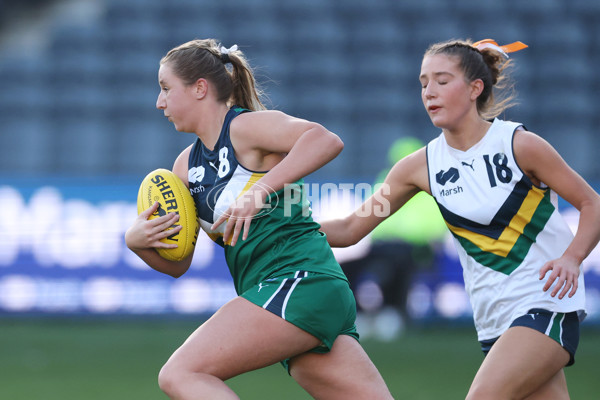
[194,78,208,99]
[470,79,484,101]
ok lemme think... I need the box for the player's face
[156,63,197,132]
[419,54,474,130]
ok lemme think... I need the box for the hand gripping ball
[137,168,199,261]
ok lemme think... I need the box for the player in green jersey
[125,38,392,400]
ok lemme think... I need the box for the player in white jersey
[320,39,600,399]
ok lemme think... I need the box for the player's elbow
[327,130,344,156]
[164,258,192,278]
[323,219,363,248]
[167,270,185,279]
[311,124,344,157]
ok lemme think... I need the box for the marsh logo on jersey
[436,168,460,185]
[439,185,464,197]
[436,167,463,197]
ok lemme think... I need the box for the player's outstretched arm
[321,147,427,247]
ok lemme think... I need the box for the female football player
[125,39,392,400]
[320,39,600,399]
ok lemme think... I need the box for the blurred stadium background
[1,0,600,398]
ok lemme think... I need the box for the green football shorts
[241,270,359,370]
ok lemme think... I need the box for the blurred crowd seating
[0,0,598,181]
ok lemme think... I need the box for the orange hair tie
[472,39,528,58]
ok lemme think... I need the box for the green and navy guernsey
[426,118,586,342]
[187,106,347,295]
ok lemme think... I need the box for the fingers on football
[152,213,181,247]
[140,201,160,219]
[152,212,179,230]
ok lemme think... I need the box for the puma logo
[462,159,475,171]
[258,283,268,292]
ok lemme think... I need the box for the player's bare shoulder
[513,128,558,181]
[173,144,194,185]
[230,110,285,137]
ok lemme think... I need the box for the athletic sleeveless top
[187,106,346,294]
[426,118,586,340]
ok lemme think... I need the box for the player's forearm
[131,248,192,278]
[320,218,360,248]
[564,197,600,264]
[259,127,343,193]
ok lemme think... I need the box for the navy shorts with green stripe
[480,308,580,366]
[241,270,359,370]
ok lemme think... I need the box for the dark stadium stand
[0,0,598,180]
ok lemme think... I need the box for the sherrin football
[137,168,199,261]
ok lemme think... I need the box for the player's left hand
[211,187,267,246]
[539,255,581,299]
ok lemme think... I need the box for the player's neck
[195,102,231,150]
[443,117,492,152]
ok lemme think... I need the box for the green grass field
[1,317,599,399]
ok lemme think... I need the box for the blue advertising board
[1,177,599,324]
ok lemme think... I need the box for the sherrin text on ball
[137,168,199,261]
